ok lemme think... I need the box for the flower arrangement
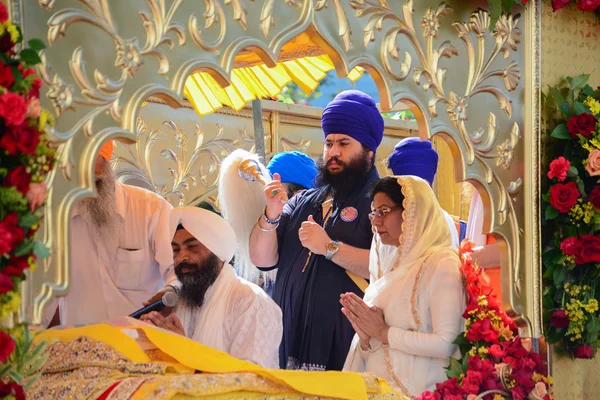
[486,0,600,27]
[541,75,600,359]
[0,1,55,396]
[417,241,553,400]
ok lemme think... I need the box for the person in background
[44,140,176,327]
[266,151,318,199]
[249,90,383,371]
[342,176,464,397]
[387,137,461,248]
[142,207,282,368]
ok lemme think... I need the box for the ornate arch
[15,0,541,339]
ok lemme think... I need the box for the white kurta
[175,264,282,369]
[44,183,175,326]
[346,252,465,397]
[441,209,460,249]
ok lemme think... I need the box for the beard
[315,148,373,200]
[79,159,121,261]
[175,254,222,309]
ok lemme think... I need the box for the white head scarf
[367,175,455,295]
[169,207,237,263]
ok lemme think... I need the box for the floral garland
[417,241,554,400]
[0,2,55,398]
[541,75,600,359]
[487,0,600,26]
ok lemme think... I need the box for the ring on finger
[272,189,279,196]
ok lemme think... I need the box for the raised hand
[263,173,287,220]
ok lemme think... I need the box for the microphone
[129,291,179,319]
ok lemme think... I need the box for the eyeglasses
[368,206,400,221]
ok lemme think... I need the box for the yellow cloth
[35,323,401,400]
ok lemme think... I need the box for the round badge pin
[340,207,358,222]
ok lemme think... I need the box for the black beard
[314,150,372,200]
[175,254,221,309]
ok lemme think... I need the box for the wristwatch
[325,240,340,261]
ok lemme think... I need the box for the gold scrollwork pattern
[19,0,540,340]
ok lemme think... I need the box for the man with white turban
[141,207,283,369]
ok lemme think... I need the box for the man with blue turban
[387,137,461,247]
[250,90,383,371]
[267,151,318,199]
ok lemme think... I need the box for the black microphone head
[162,291,178,307]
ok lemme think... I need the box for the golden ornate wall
[10,0,541,344]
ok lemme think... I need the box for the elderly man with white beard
[140,207,282,369]
[44,140,176,327]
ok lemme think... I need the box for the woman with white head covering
[341,176,465,397]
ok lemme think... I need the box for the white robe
[344,176,465,397]
[175,264,282,369]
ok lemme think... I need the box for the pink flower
[577,0,600,11]
[26,182,47,212]
[528,382,548,400]
[586,149,600,177]
[552,0,571,11]
[26,97,41,119]
[0,91,27,126]
[495,362,510,378]
[547,156,570,181]
[467,395,477,400]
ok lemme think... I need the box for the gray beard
[79,164,122,261]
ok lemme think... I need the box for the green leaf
[567,166,579,178]
[577,179,587,197]
[18,213,40,229]
[543,264,555,279]
[502,0,515,14]
[582,85,594,96]
[574,101,589,115]
[27,38,46,51]
[586,317,600,343]
[19,48,41,65]
[560,101,570,116]
[14,239,35,257]
[446,357,464,378]
[570,74,590,91]
[549,87,565,110]
[553,266,568,288]
[550,124,571,140]
[33,240,51,259]
[488,0,503,28]
[545,205,560,220]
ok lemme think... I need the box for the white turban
[169,207,237,264]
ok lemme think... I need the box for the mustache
[326,157,346,167]
[175,262,198,274]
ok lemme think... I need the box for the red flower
[576,234,600,264]
[549,309,570,328]
[0,123,41,155]
[549,181,580,213]
[30,77,42,99]
[416,391,440,400]
[0,331,15,362]
[0,272,14,294]
[566,113,596,138]
[0,381,24,400]
[466,318,500,344]
[488,344,507,360]
[560,236,580,256]
[0,2,7,22]
[589,186,600,210]
[577,0,600,11]
[435,378,463,397]
[0,91,27,126]
[510,385,528,400]
[552,0,571,10]
[3,165,32,195]
[3,256,30,277]
[461,370,483,394]
[0,212,25,255]
[573,344,594,358]
[547,156,570,181]
[0,61,15,88]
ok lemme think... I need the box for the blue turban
[267,151,318,189]
[321,90,384,152]
[388,137,439,185]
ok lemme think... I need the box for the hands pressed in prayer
[140,311,185,336]
[299,215,330,255]
[340,293,389,346]
[264,173,287,220]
